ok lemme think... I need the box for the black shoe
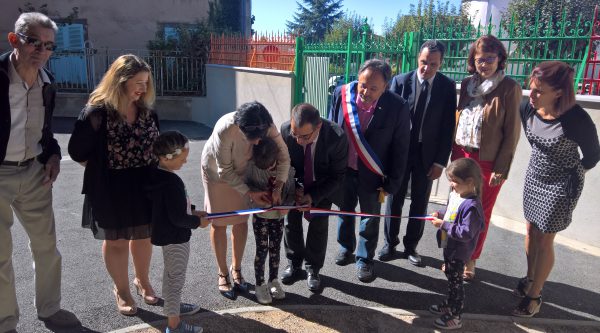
[405,250,422,266]
[280,265,304,285]
[335,251,355,266]
[377,244,397,261]
[356,263,375,282]
[307,271,321,292]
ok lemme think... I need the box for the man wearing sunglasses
[1,12,80,332]
[280,103,348,292]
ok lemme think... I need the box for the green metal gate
[294,23,409,117]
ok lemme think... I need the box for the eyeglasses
[475,56,497,65]
[290,128,316,141]
[16,32,57,51]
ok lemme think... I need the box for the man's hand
[43,154,60,186]
[297,194,313,211]
[427,165,444,181]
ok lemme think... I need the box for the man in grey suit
[379,40,457,266]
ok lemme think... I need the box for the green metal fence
[420,11,594,89]
[294,23,409,117]
[294,10,595,112]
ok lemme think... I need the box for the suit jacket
[389,70,457,170]
[281,118,348,207]
[0,51,61,163]
[328,84,410,194]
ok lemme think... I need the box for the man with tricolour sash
[328,59,410,282]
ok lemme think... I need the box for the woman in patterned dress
[69,55,160,315]
[512,61,600,317]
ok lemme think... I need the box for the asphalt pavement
[6,118,600,332]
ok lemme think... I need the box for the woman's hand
[489,172,505,187]
[271,180,284,205]
[247,191,272,206]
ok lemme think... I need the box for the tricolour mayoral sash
[341,81,387,202]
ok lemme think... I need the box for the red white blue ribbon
[206,205,435,220]
[341,82,384,177]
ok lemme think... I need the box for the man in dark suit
[280,103,348,292]
[329,59,410,282]
[378,40,457,266]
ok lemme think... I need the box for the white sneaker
[268,279,286,300]
[255,283,272,304]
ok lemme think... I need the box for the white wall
[201,64,295,129]
[464,0,510,33]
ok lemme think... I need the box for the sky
[252,0,463,35]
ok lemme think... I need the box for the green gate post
[360,19,369,65]
[294,36,304,105]
[345,28,353,83]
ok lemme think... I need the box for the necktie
[412,80,429,144]
[303,142,313,220]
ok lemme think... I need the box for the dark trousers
[284,200,331,272]
[253,216,284,285]
[337,169,381,265]
[444,258,466,316]
[384,148,433,252]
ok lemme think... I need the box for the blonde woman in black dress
[513,61,600,317]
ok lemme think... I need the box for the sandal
[113,286,137,316]
[512,277,533,297]
[133,278,159,305]
[512,295,542,317]
[218,273,235,299]
[230,266,249,292]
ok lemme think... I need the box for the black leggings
[445,258,466,315]
[253,216,284,285]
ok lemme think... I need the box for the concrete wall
[0,0,211,51]
[55,93,208,122]
[201,64,295,129]
[432,91,600,246]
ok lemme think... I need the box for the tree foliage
[208,0,243,34]
[384,0,465,37]
[287,0,344,41]
[324,12,373,43]
[147,22,210,59]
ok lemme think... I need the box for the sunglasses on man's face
[16,32,57,51]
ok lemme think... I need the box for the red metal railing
[209,32,296,71]
[582,5,600,95]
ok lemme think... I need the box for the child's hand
[431,212,440,218]
[430,217,444,229]
[193,210,210,228]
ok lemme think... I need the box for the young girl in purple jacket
[429,158,485,330]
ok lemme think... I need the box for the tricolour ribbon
[341,81,384,177]
[207,205,436,221]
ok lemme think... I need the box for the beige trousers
[0,161,61,332]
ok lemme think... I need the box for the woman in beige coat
[452,35,522,280]
[201,102,290,298]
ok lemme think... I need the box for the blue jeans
[336,169,381,266]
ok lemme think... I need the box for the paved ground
[6,118,600,332]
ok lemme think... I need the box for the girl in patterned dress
[245,137,295,304]
[512,61,600,317]
[428,158,484,330]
